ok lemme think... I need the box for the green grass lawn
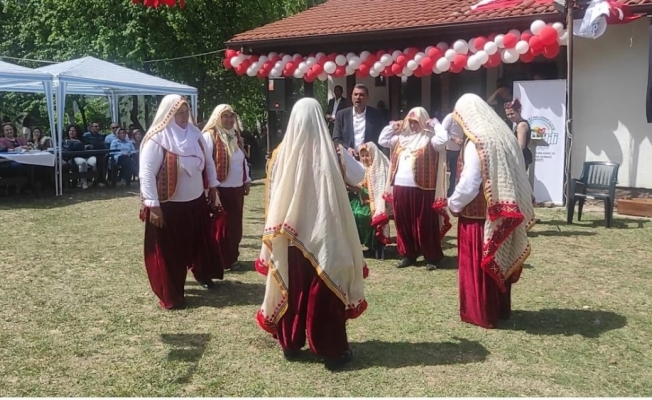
[1,181,651,396]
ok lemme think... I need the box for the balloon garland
[225,20,567,81]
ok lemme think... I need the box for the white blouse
[201,132,252,188]
[378,121,449,187]
[342,149,366,187]
[448,140,483,213]
[139,137,220,208]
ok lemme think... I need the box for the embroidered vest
[389,141,439,190]
[457,139,487,219]
[156,139,209,203]
[211,129,245,182]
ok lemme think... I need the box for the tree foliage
[0,0,320,132]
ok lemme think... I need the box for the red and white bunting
[224,20,568,81]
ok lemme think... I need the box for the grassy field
[1,180,651,397]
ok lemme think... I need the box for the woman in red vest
[202,104,251,271]
[378,107,451,271]
[448,93,535,328]
[139,95,224,310]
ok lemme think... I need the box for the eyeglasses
[111,126,118,130]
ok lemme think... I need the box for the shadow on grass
[540,218,650,230]
[528,229,597,238]
[0,186,138,210]
[184,280,265,308]
[225,260,256,275]
[160,333,210,384]
[500,309,627,338]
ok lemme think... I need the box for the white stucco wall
[572,17,652,188]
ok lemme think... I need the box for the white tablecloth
[0,151,55,167]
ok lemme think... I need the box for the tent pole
[564,0,574,207]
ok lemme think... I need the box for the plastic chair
[567,161,620,228]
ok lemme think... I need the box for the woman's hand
[208,187,220,207]
[149,207,165,228]
[244,182,251,196]
[392,121,403,133]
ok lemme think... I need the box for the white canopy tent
[0,60,59,194]
[0,56,198,195]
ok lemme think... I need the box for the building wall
[573,18,652,189]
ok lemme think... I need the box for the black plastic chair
[567,161,620,228]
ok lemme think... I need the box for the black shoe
[374,246,385,260]
[199,280,216,289]
[283,349,301,361]
[396,257,415,269]
[325,349,353,371]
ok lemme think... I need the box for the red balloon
[521,32,533,42]
[539,26,559,46]
[225,49,237,60]
[305,74,315,83]
[257,69,267,79]
[396,54,409,67]
[543,42,560,58]
[312,64,324,75]
[520,51,535,63]
[235,64,247,75]
[328,52,337,61]
[503,33,518,49]
[358,63,370,74]
[484,53,501,68]
[223,59,232,69]
[414,68,423,78]
[365,54,378,66]
[285,62,296,72]
[450,63,463,73]
[282,68,293,77]
[293,55,303,63]
[529,36,544,54]
[382,66,394,77]
[356,69,368,78]
[420,65,433,76]
[405,47,419,58]
[427,47,442,60]
[488,32,498,41]
[420,56,434,71]
[263,61,274,71]
[334,66,346,77]
[453,54,468,69]
[376,50,386,59]
[473,36,488,51]
[391,63,403,75]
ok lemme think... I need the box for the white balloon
[445,49,457,61]
[298,61,308,72]
[250,62,260,72]
[402,67,414,77]
[468,38,478,54]
[453,39,469,54]
[515,40,530,55]
[346,52,357,61]
[407,60,419,71]
[230,56,241,67]
[271,68,282,77]
[495,34,505,48]
[392,50,403,60]
[293,53,302,60]
[501,49,519,64]
[523,29,532,37]
[293,69,304,79]
[484,42,498,55]
[360,50,371,61]
[345,65,356,76]
[246,67,256,77]
[381,54,393,66]
[508,29,521,40]
[318,72,328,81]
[425,46,434,54]
[323,61,337,74]
[475,50,489,64]
[335,54,347,66]
[414,52,425,63]
[531,20,546,35]
[559,30,569,45]
[370,69,380,78]
[552,22,564,33]
[268,51,278,59]
[467,55,482,71]
[401,75,409,83]
[348,57,361,69]
[306,57,316,67]
[315,52,326,60]
[258,55,268,63]
[282,54,292,63]
[436,57,450,72]
[433,66,442,74]
[436,42,449,51]
[275,61,284,69]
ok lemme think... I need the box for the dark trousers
[447,150,460,198]
[115,155,137,183]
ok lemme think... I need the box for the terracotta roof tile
[227,0,652,45]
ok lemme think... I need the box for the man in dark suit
[333,84,384,157]
[326,85,351,132]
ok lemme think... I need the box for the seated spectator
[64,125,96,189]
[110,128,137,186]
[0,123,27,150]
[132,129,143,148]
[83,121,106,150]
[28,127,52,150]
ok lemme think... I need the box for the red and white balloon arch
[224,20,567,81]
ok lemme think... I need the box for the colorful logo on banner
[528,116,559,145]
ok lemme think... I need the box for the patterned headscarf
[203,104,242,156]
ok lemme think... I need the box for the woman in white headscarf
[202,104,251,271]
[349,142,392,260]
[378,107,451,271]
[255,97,367,371]
[448,93,535,329]
[139,95,223,310]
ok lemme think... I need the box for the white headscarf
[359,142,392,243]
[255,97,367,333]
[453,93,535,286]
[202,104,243,156]
[144,94,205,176]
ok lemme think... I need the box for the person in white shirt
[139,94,223,310]
[255,97,367,371]
[441,112,465,197]
[326,85,351,131]
[378,107,451,271]
[447,93,535,329]
[202,104,251,271]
